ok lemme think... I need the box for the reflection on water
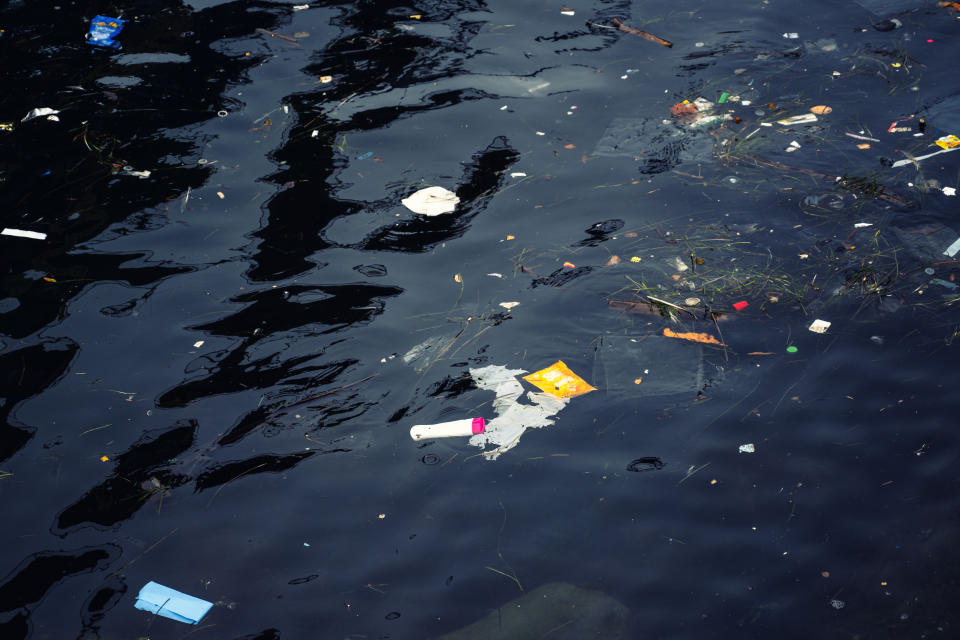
[2,0,960,638]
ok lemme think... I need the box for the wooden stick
[611,18,672,48]
[256,27,298,43]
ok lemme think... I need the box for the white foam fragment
[943,237,960,257]
[468,364,568,460]
[2,228,47,240]
[808,319,831,334]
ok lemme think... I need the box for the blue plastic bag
[87,16,126,49]
[134,581,213,624]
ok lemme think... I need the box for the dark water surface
[3,0,960,638]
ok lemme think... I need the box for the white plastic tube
[409,418,485,440]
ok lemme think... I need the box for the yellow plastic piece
[523,360,596,398]
[935,134,960,150]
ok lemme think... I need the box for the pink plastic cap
[472,417,485,434]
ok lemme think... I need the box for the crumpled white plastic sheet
[469,365,569,460]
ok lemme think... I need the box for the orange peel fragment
[663,327,725,346]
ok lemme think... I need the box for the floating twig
[611,18,672,48]
[256,27,298,43]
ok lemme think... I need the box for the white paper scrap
[808,319,831,334]
[468,364,568,460]
[499,301,519,310]
[943,237,960,257]
[2,228,47,240]
[944,187,957,196]
[854,222,873,228]
[738,443,755,453]
[22,107,60,122]
[401,186,459,216]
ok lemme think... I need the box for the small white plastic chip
[808,319,831,334]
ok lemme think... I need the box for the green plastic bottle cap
[786,345,798,353]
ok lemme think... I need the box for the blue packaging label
[87,16,126,49]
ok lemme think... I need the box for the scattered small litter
[523,361,596,399]
[292,3,310,9]
[845,132,880,142]
[560,8,576,16]
[605,255,621,266]
[86,16,126,49]
[786,345,798,353]
[193,340,205,348]
[662,328,724,346]
[630,256,642,263]
[809,105,832,115]
[944,187,957,196]
[782,32,799,39]
[785,140,801,152]
[409,417,485,440]
[808,319,832,334]
[854,222,873,228]
[830,598,846,610]
[510,172,527,177]
[319,75,333,83]
[100,455,109,462]
[738,443,756,453]
[2,228,47,240]
[21,108,60,123]
[499,301,520,310]
[732,301,749,311]
[134,581,213,625]
[777,114,818,126]
[401,186,459,215]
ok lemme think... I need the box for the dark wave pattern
[2,0,960,638]
[54,421,197,535]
